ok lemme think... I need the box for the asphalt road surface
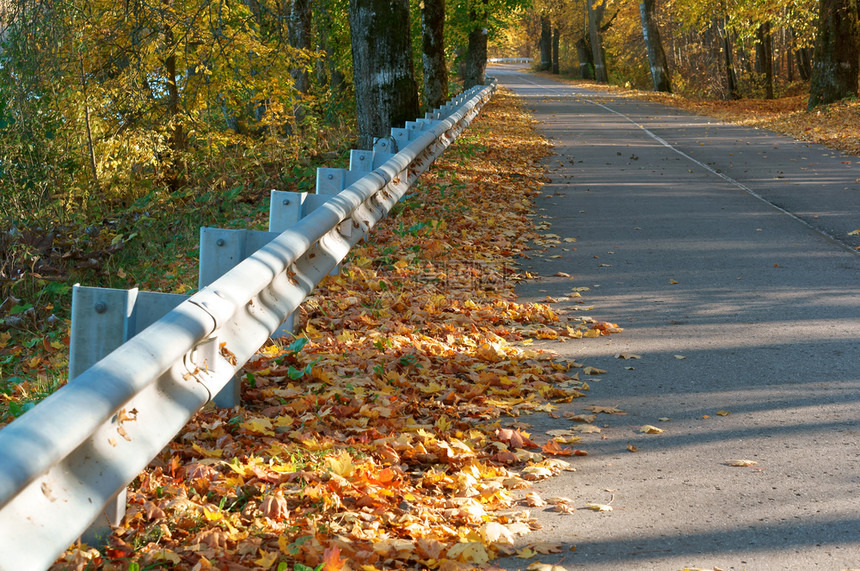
[489,65,860,570]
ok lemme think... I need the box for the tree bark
[809,0,860,108]
[576,36,595,79]
[289,0,312,96]
[78,54,98,186]
[755,22,774,98]
[164,14,185,190]
[552,27,560,74]
[462,0,488,89]
[539,15,552,71]
[791,28,813,80]
[588,0,609,82]
[720,19,740,99]
[422,0,448,108]
[639,0,671,92]
[349,0,420,148]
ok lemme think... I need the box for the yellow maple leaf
[447,541,490,564]
[191,443,223,458]
[326,451,356,477]
[239,417,275,436]
[202,507,223,522]
[254,549,278,569]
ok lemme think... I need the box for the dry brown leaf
[522,466,554,480]
[584,405,625,414]
[554,503,576,514]
[583,366,606,375]
[524,492,547,507]
[571,424,601,434]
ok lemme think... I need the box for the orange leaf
[323,545,345,571]
[541,440,573,456]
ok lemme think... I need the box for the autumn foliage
[51,91,619,570]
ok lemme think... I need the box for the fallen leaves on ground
[725,459,757,467]
[584,503,613,512]
[52,90,621,570]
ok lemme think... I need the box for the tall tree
[462,0,489,88]
[639,0,671,92]
[422,0,448,108]
[552,26,560,73]
[808,0,860,108]
[349,0,420,148]
[587,0,609,82]
[576,37,595,79]
[539,15,552,70]
[719,18,741,99]
[289,0,313,97]
[755,22,774,98]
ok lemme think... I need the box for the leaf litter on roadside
[53,90,622,570]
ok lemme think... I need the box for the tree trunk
[720,19,740,99]
[289,0,312,95]
[422,0,448,108]
[164,17,185,190]
[552,27,560,74]
[639,0,672,92]
[539,15,552,71]
[78,54,98,186]
[755,22,774,98]
[588,0,609,82]
[289,0,312,126]
[809,0,860,108]
[349,0,420,148]
[576,36,595,79]
[463,2,488,89]
[791,28,813,80]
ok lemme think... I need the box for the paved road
[490,66,860,570]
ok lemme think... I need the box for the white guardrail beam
[0,81,497,570]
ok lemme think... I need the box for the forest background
[0,0,858,418]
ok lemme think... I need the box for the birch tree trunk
[349,0,420,149]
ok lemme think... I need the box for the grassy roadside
[533,72,860,157]
[0,150,349,426]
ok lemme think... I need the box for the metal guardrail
[0,80,497,571]
[488,57,533,64]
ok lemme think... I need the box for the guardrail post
[315,169,365,195]
[198,227,292,408]
[349,148,394,172]
[68,285,187,546]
